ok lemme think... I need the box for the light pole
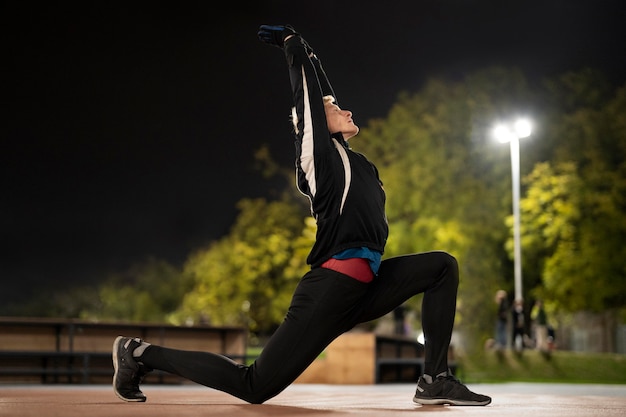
[493,119,532,302]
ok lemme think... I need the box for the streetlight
[493,119,532,302]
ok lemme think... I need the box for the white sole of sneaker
[413,396,491,406]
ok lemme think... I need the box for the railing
[0,317,247,384]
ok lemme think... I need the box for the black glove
[258,24,298,48]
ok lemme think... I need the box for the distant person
[511,299,526,352]
[494,290,509,349]
[111,24,491,407]
[531,299,549,352]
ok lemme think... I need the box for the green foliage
[543,68,612,112]
[5,285,101,318]
[519,78,626,314]
[79,257,190,323]
[170,198,311,334]
[521,161,626,313]
[519,162,584,309]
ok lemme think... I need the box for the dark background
[2,1,626,307]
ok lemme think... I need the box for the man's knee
[439,251,459,288]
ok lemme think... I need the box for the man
[112,24,491,407]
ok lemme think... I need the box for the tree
[80,257,190,323]
[8,285,101,318]
[519,162,583,308]
[520,80,626,314]
[354,69,532,348]
[171,198,311,335]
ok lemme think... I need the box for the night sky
[3,1,626,308]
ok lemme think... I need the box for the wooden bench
[375,334,425,383]
[375,335,457,383]
[0,317,248,384]
[0,350,253,384]
[0,351,113,383]
[295,332,456,384]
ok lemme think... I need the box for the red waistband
[320,257,374,283]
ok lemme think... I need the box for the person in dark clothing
[512,299,526,351]
[495,290,509,348]
[111,24,491,407]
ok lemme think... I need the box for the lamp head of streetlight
[514,119,532,138]
[493,118,532,143]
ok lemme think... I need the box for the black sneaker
[112,336,150,402]
[413,374,491,406]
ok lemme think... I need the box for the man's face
[325,101,359,140]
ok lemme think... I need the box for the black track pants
[139,251,458,403]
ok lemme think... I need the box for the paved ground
[1,383,625,417]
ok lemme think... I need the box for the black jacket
[283,36,388,267]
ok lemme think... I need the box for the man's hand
[258,24,298,48]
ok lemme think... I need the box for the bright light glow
[417,332,425,345]
[493,118,532,143]
[514,119,532,138]
[494,124,515,143]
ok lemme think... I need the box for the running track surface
[1,382,625,417]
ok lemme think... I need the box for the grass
[246,345,626,385]
[244,346,263,365]
[458,349,626,384]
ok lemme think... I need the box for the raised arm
[258,25,336,154]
